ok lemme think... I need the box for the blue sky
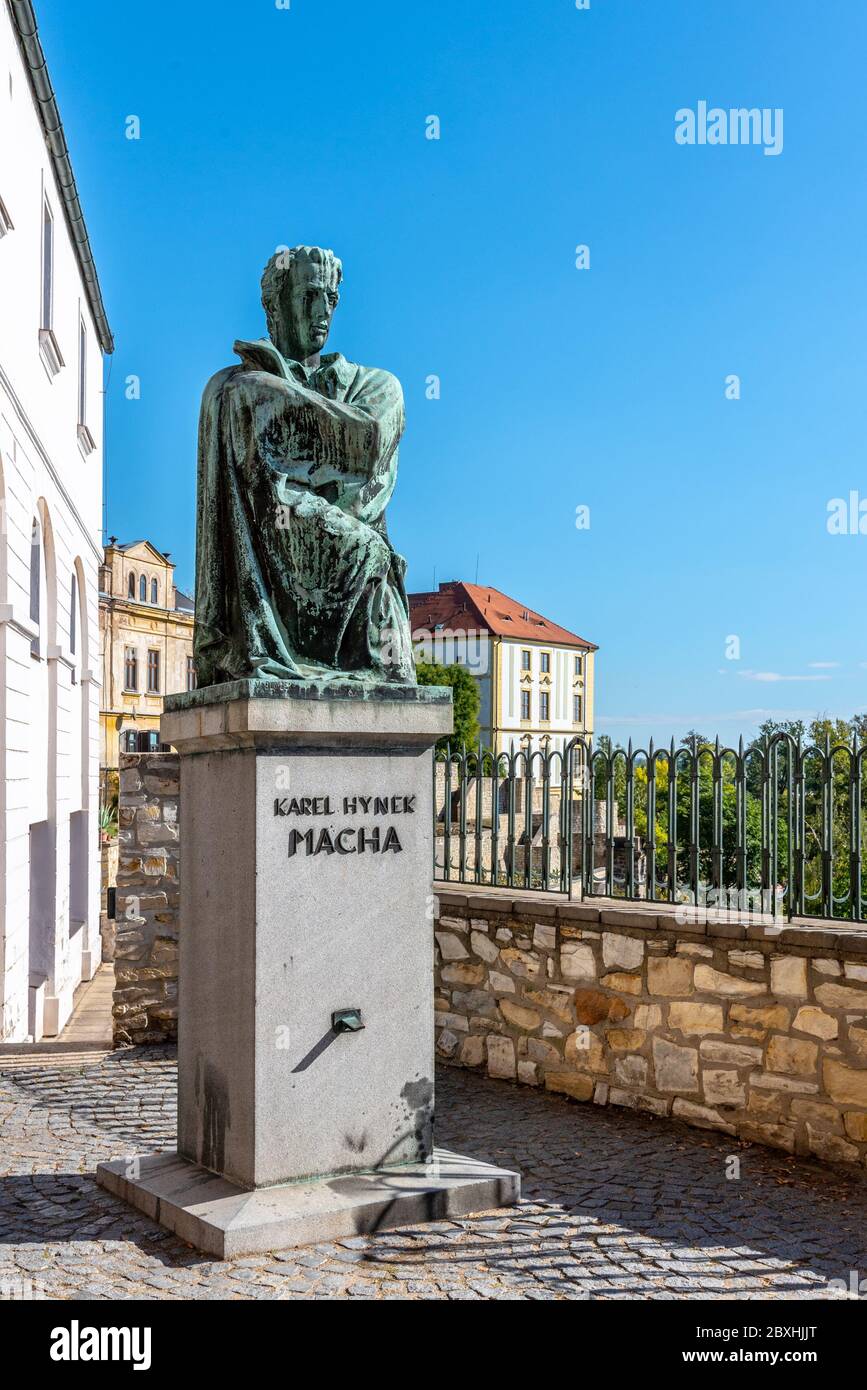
[37,0,867,747]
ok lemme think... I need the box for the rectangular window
[573,694,583,723]
[78,318,86,424]
[521,649,531,671]
[540,652,550,673]
[520,690,531,721]
[41,198,53,329]
[574,653,583,676]
[540,692,550,721]
[147,649,160,693]
[186,655,196,691]
[124,647,138,691]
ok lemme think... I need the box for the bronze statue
[194,246,415,687]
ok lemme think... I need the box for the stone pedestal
[97,680,519,1254]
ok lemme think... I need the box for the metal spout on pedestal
[331,1008,365,1034]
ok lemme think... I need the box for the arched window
[151,577,158,605]
[30,518,41,657]
[127,571,135,599]
[139,574,147,602]
[69,571,77,656]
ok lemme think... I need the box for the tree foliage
[416,660,481,756]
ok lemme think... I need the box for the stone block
[436,932,468,961]
[843,1111,867,1142]
[499,947,541,980]
[668,1001,724,1036]
[672,1097,736,1133]
[823,1057,867,1106]
[560,941,596,981]
[792,1007,838,1040]
[766,1035,818,1076]
[770,955,809,998]
[700,1040,763,1067]
[545,1071,594,1101]
[694,964,765,997]
[703,1069,746,1107]
[647,957,694,996]
[601,971,642,995]
[815,982,867,1012]
[573,987,628,1025]
[459,1035,485,1067]
[470,930,499,962]
[602,932,644,971]
[499,1000,541,1031]
[487,1034,516,1079]
[652,1038,699,1093]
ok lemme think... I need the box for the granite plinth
[97,1148,519,1259]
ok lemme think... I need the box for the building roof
[8,0,113,352]
[409,581,597,650]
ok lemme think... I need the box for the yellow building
[409,581,597,758]
[99,540,195,767]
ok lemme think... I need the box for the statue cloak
[194,338,415,687]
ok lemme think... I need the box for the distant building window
[122,730,159,753]
[29,518,41,658]
[574,653,583,676]
[573,694,583,724]
[127,572,136,599]
[520,690,530,721]
[186,655,196,691]
[41,198,53,330]
[540,652,550,674]
[147,649,160,693]
[139,574,147,602]
[69,572,77,656]
[540,692,550,722]
[521,649,531,671]
[151,577,158,605]
[124,647,138,691]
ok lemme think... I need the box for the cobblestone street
[0,1048,865,1301]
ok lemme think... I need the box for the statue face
[274,268,339,360]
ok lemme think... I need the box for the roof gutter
[9,0,114,352]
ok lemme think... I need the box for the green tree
[416,660,481,756]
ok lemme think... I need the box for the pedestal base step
[96,1148,520,1259]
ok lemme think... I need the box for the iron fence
[432,732,867,923]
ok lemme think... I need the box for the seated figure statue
[194,245,416,687]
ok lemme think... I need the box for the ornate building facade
[99,540,195,768]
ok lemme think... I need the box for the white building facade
[0,0,112,1038]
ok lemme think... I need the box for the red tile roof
[408,582,597,650]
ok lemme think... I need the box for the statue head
[261,245,343,362]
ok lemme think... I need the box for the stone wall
[114,753,180,1045]
[434,888,867,1170]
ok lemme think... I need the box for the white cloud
[736,669,832,683]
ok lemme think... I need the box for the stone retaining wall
[434,888,867,1170]
[114,753,180,1045]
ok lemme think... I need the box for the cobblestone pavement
[0,1047,865,1300]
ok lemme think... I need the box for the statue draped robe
[194,338,416,687]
